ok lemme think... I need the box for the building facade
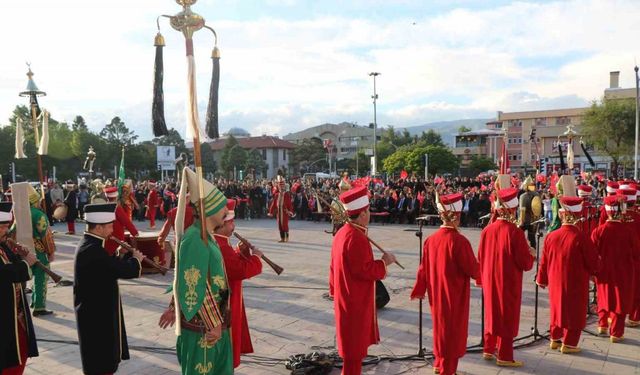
[283,122,378,161]
[453,71,637,175]
[206,128,297,179]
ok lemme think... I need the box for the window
[535,118,547,126]
[509,154,522,161]
[508,137,522,144]
[283,150,286,160]
[509,120,522,127]
[556,117,571,126]
[262,149,267,160]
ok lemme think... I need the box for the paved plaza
[24,218,640,375]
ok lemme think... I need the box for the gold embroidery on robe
[184,266,201,312]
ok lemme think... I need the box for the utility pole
[635,65,639,180]
[369,72,380,175]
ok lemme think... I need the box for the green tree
[467,156,497,175]
[289,138,327,173]
[72,116,88,132]
[246,149,267,178]
[99,117,138,149]
[201,143,216,175]
[581,98,635,178]
[219,135,248,177]
[458,125,472,134]
[152,128,188,155]
[419,129,445,147]
[382,145,458,176]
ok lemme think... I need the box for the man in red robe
[329,185,397,375]
[598,181,619,226]
[268,176,293,242]
[627,185,640,327]
[576,185,598,236]
[157,202,194,268]
[145,180,159,229]
[103,187,139,256]
[591,194,640,341]
[411,193,480,375]
[536,196,600,354]
[213,199,263,368]
[478,187,535,367]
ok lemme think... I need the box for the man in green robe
[173,168,233,375]
[14,185,54,316]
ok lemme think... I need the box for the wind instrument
[310,187,405,269]
[108,236,169,275]
[233,232,284,275]
[4,238,63,283]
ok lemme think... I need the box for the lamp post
[19,64,46,197]
[634,65,639,180]
[369,72,380,175]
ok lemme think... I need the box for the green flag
[117,147,125,195]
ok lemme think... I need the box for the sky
[0,0,639,141]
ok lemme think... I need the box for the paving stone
[23,219,640,374]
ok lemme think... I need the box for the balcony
[452,145,488,156]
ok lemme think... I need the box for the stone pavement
[24,218,640,374]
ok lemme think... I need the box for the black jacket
[73,233,141,375]
[0,243,38,370]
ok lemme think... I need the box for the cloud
[0,0,638,140]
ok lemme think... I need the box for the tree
[467,156,497,175]
[246,149,267,178]
[219,135,248,177]
[152,128,187,154]
[581,98,635,178]
[457,125,472,134]
[289,138,327,173]
[99,117,138,149]
[419,129,445,147]
[382,145,458,176]
[72,116,88,132]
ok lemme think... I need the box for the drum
[126,231,165,274]
[53,204,68,221]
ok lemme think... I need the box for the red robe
[411,227,480,359]
[591,220,640,314]
[329,223,387,360]
[158,205,195,241]
[214,234,262,368]
[598,205,608,226]
[536,224,600,330]
[478,219,534,337]
[145,190,159,219]
[630,211,640,321]
[577,202,598,237]
[105,205,139,256]
[269,191,293,232]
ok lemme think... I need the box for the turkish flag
[400,170,408,180]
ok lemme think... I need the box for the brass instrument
[233,232,284,275]
[311,187,405,269]
[4,238,63,283]
[108,236,169,275]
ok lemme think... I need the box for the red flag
[499,139,509,174]
[400,170,408,180]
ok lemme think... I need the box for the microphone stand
[514,218,548,344]
[415,218,427,357]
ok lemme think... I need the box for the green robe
[176,221,233,375]
[547,197,561,233]
[11,207,51,310]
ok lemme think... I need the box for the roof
[497,107,588,121]
[206,136,297,151]
[456,129,503,136]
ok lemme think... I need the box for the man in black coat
[0,202,39,374]
[74,203,145,375]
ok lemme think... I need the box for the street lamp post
[19,64,46,196]
[369,72,380,175]
[635,65,639,180]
